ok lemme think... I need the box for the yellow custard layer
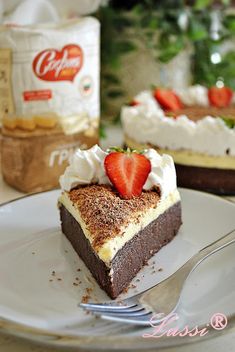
[59,189,180,266]
[125,136,235,170]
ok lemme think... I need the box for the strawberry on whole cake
[58,145,182,298]
[121,85,235,194]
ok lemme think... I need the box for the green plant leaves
[97,1,235,121]
[107,90,125,98]
[193,39,235,89]
[103,73,121,85]
[220,117,235,129]
[158,36,185,62]
[99,124,107,139]
[224,14,235,33]
[194,0,213,10]
[116,40,137,54]
[188,18,208,41]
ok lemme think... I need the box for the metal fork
[80,228,235,326]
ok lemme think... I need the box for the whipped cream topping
[143,149,176,198]
[134,91,162,111]
[175,84,209,106]
[121,87,235,157]
[60,145,177,199]
[59,145,110,191]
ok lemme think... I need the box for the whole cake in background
[0,18,100,193]
[122,85,235,194]
[58,145,182,298]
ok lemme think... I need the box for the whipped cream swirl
[60,145,177,199]
[175,84,209,106]
[59,145,110,191]
[143,149,176,198]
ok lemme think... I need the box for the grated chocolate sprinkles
[68,185,160,251]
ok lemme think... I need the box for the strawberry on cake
[58,145,182,298]
[121,85,235,194]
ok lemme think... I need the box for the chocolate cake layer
[59,202,182,299]
[176,164,235,195]
[64,185,161,252]
[171,106,235,122]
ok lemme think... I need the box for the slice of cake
[58,145,182,298]
[121,85,235,194]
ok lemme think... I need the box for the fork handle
[140,228,235,315]
[191,227,235,267]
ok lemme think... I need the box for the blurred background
[1,0,235,124]
[97,0,235,122]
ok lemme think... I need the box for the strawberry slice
[153,88,183,112]
[208,86,233,108]
[104,149,151,199]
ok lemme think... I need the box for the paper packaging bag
[0,17,100,193]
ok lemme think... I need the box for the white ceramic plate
[0,188,235,350]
